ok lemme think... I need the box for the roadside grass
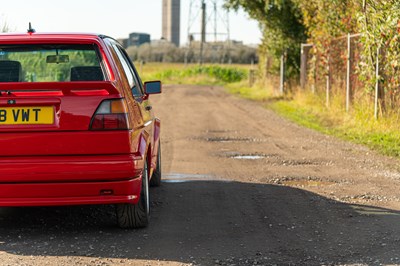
[137,62,250,85]
[135,62,400,158]
[231,83,400,157]
[226,79,275,101]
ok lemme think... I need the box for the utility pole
[214,1,217,42]
[187,0,230,64]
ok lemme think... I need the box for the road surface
[1,85,400,265]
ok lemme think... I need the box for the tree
[358,1,400,90]
[0,16,12,33]
[224,0,307,77]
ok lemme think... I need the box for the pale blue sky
[1,0,261,45]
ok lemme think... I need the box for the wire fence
[300,34,366,109]
[298,33,389,118]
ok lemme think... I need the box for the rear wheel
[150,142,162,187]
[116,161,149,228]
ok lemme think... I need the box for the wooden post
[374,46,380,119]
[346,33,351,112]
[249,69,255,87]
[326,76,330,107]
[279,53,285,95]
[312,52,317,94]
[326,55,330,107]
[300,44,306,89]
[300,44,313,90]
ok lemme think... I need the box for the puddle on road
[163,173,231,183]
[231,155,266,160]
[224,152,277,160]
[351,205,400,216]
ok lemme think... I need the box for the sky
[1,0,262,46]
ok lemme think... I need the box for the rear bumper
[0,154,144,206]
[0,179,141,206]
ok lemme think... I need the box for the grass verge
[228,82,400,158]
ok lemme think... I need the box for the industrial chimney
[162,0,181,47]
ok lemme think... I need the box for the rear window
[0,44,104,82]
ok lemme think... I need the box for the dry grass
[270,90,400,157]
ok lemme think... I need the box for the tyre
[150,142,162,187]
[116,161,150,228]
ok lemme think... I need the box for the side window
[111,43,142,97]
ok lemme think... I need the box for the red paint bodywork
[0,33,161,206]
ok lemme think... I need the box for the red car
[0,30,162,228]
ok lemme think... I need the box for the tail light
[90,99,130,130]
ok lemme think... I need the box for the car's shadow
[0,181,399,265]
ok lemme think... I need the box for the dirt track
[1,84,400,265]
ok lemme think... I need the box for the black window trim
[108,39,144,97]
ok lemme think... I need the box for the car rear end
[0,34,144,207]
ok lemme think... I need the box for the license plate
[0,106,54,125]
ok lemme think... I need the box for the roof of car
[0,32,112,43]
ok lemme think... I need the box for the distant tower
[186,0,231,64]
[162,0,181,47]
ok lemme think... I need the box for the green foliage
[294,0,358,40]
[151,65,247,84]
[185,66,246,83]
[357,0,400,97]
[230,0,400,108]
[294,0,400,106]
[224,0,307,77]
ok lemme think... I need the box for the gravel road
[1,84,400,265]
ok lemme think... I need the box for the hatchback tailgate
[0,81,132,156]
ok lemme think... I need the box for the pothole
[205,137,255,143]
[340,193,400,203]
[205,130,237,134]
[271,176,338,187]
[280,159,323,166]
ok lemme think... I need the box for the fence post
[346,33,351,112]
[300,44,306,89]
[374,46,380,119]
[249,69,255,87]
[326,55,330,107]
[326,76,330,107]
[279,52,285,95]
[301,44,313,90]
[312,57,316,94]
